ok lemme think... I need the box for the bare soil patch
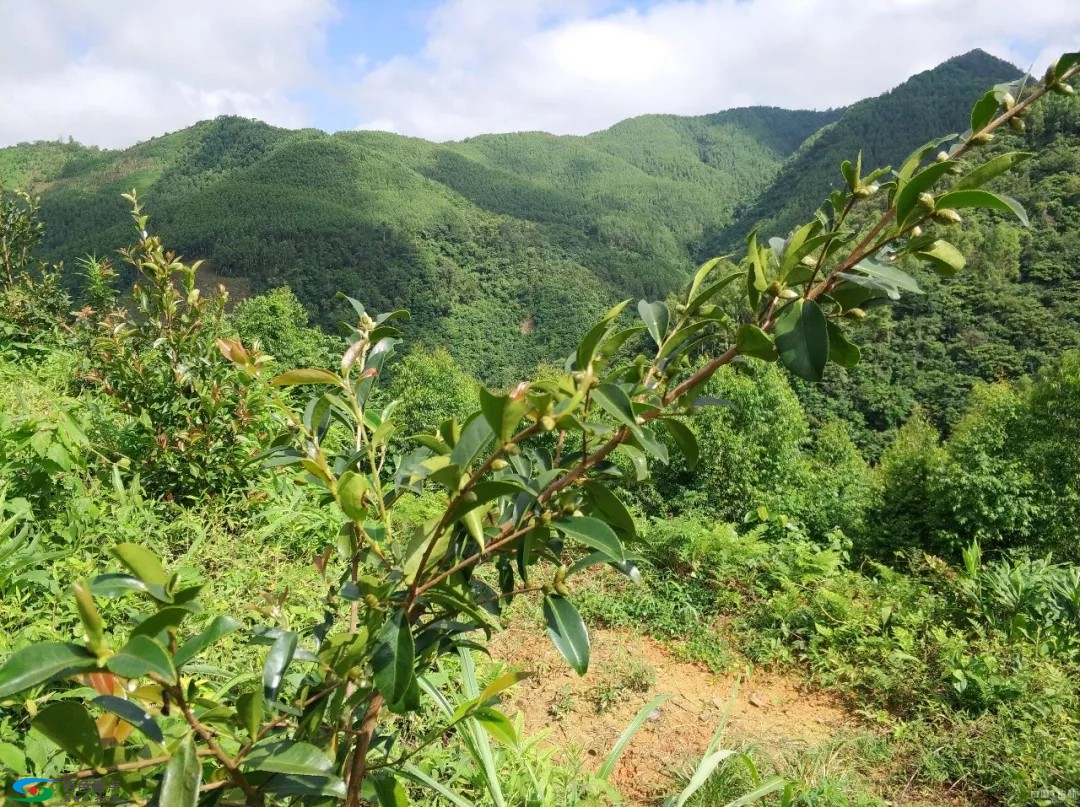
[488,626,857,803]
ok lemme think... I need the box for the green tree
[231,286,336,371]
[0,51,1075,807]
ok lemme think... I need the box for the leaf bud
[968,132,993,145]
[918,192,936,212]
[933,208,963,226]
[779,288,799,300]
[767,280,783,296]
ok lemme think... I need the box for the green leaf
[736,324,777,362]
[582,482,635,540]
[722,776,789,807]
[637,300,670,348]
[31,701,103,768]
[826,320,861,368]
[479,388,529,443]
[599,694,670,781]
[687,270,744,313]
[895,161,957,225]
[544,595,590,675]
[72,580,105,654]
[591,384,638,431]
[399,764,472,807]
[576,299,630,370]
[0,642,98,698]
[774,299,829,382]
[372,772,409,807]
[473,706,517,746]
[89,573,149,599]
[262,774,347,799]
[450,413,494,470]
[970,89,1001,133]
[244,739,334,776]
[896,135,956,186]
[149,734,201,807]
[845,257,922,296]
[953,152,1033,191]
[1052,52,1080,81]
[262,630,298,705]
[479,669,529,703]
[236,690,264,738]
[373,611,415,706]
[174,615,243,668]
[552,517,625,562]
[107,635,176,682]
[934,189,1029,227]
[131,606,192,642]
[662,418,698,471]
[271,368,342,387]
[109,543,167,586]
[0,741,24,773]
[91,695,164,744]
[914,239,966,277]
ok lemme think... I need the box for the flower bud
[911,225,923,238]
[933,208,963,226]
[847,308,867,320]
[1001,92,1015,110]
[1009,117,1026,133]
[918,192,936,212]
[540,415,556,432]
[491,458,509,471]
[1052,82,1075,96]
[767,280,783,296]
[935,151,949,163]
[968,132,993,145]
[779,288,799,300]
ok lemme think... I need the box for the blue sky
[1,0,1077,148]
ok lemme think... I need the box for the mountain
[0,49,1039,402]
[704,50,1024,254]
[0,107,837,383]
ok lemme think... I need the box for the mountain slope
[705,49,1023,254]
[0,109,823,381]
[0,50,1029,390]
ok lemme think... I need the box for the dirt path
[488,625,858,803]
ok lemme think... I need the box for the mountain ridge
[0,49,1026,387]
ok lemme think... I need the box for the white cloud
[0,0,337,148]
[352,0,1080,141]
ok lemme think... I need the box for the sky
[1,0,1078,149]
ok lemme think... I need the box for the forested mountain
[3,47,1075,448]
[706,50,1024,254]
[0,106,832,384]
